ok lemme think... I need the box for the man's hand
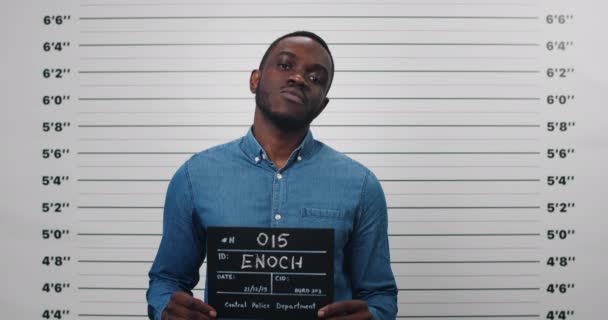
[161,291,217,320]
[317,300,372,320]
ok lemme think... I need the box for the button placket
[272,170,286,226]
[271,172,280,226]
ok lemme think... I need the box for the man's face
[250,36,333,131]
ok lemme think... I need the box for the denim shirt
[146,127,398,320]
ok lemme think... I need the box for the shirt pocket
[299,207,353,251]
[301,207,345,219]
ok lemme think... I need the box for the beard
[255,84,317,131]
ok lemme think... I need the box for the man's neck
[252,110,308,170]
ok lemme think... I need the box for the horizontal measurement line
[78,206,163,209]
[80,43,539,47]
[78,179,169,181]
[392,220,541,223]
[78,152,192,154]
[78,287,200,291]
[389,206,540,209]
[79,30,540,36]
[75,152,541,156]
[66,273,200,277]
[75,165,541,169]
[79,219,162,222]
[84,97,543,102]
[392,260,540,263]
[77,124,540,127]
[381,179,540,181]
[352,151,541,154]
[79,16,539,20]
[80,300,144,303]
[79,260,152,263]
[79,287,148,290]
[79,3,540,8]
[397,274,540,277]
[76,206,541,210]
[396,315,540,318]
[390,233,541,236]
[391,247,539,250]
[76,313,540,318]
[75,138,541,141]
[78,56,539,60]
[78,259,499,264]
[72,247,518,251]
[79,246,158,249]
[382,165,541,170]
[78,69,539,73]
[387,192,541,194]
[79,274,148,277]
[398,301,539,305]
[76,233,539,237]
[79,111,541,115]
[78,315,147,318]
[75,178,541,182]
[78,191,165,194]
[398,288,540,291]
[77,86,541,90]
[78,234,161,236]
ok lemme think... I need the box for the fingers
[170,291,195,307]
[318,300,370,320]
[319,300,365,315]
[163,305,215,320]
[191,298,217,318]
[163,292,217,320]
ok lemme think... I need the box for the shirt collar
[239,126,316,163]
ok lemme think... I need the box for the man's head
[250,31,334,131]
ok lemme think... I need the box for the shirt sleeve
[146,161,206,320]
[348,169,398,320]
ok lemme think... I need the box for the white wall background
[2,0,607,318]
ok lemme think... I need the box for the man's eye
[278,63,291,70]
[309,75,322,84]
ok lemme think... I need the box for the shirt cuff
[368,305,380,320]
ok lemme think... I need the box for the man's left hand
[317,300,372,320]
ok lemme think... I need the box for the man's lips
[280,88,306,104]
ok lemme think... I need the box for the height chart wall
[2,0,607,319]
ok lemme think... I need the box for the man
[147,31,398,320]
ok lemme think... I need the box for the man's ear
[321,97,329,112]
[250,69,260,93]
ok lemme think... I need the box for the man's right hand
[161,291,217,320]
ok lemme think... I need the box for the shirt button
[276,173,283,179]
[297,155,302,161]
[254,156,260,163]
[274,213,282,220]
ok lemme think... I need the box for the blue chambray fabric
[147,127,397,320]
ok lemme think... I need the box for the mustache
[280,86,307,104]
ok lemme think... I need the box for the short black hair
[258,31,335,90]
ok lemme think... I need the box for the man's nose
[287,71,307,87]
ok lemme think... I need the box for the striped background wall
[2,0,607,319]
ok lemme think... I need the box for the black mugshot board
[207,227,334,319]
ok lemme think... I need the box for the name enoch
[241,253,304,270]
